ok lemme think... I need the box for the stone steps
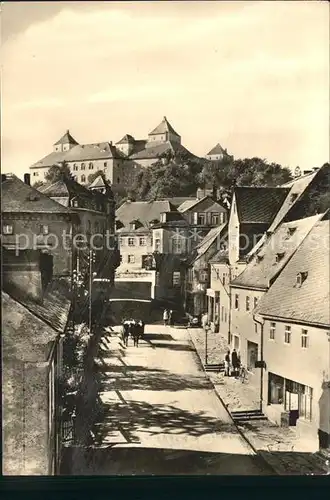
[231,409,267,422]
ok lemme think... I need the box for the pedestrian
[163,309,169,326]
[202,312,208,330]
[224,350,231,376]
[169,309,173,326]
[231,348,239,377]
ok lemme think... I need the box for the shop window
[268,373,284,404]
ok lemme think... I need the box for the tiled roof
[192,224,227,263]
[116,134,135,144]
[54,130,79,146]
[129,140,197,161]
[256,216,330,327]
[3,277,71,334]
[167,197,197,208]
[177,198,201,212]
[235,187,290,224]
[148,116,180,137]
[116,200,175,232]
[30,142,125,169]
[206,143,227,156]
[232,214,322,289]
[1,174,72,214]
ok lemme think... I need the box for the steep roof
[30,141,125,169]
[148,116,180,137]
[177,198,201,212]
[116,200,175,232]
[54,130,79,146]
[1,174,72,214]
[3,277,71,335]
[191,224,227,263]
[256,216,330,327]
[206,143,227,156]
[116,134,135,144]
[89,175,107,189]
[2,291,58,362]
[234,187,290,224]
[232,214,322,290]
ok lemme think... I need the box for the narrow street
[67,325,273,475]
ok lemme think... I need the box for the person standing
[224,350,231,376]
[163,309,169,326]
[231,348,239,377]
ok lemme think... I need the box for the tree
[87,169,105,185]
[32,180,44,189]
[45,161,73,183]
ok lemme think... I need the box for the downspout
[254,313,265,413]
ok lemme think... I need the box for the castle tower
[146,116,181,148]
[53,130,79,153]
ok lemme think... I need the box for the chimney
[24,173,31,186]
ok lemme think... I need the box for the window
[89,162,94,170]
[234,294,239,310]
[139,237,146,246]
[222,273,226,285]
[285,227,297,239]
[155,238,161,251]
[104,162,107,168]
[128,255,135,263]
[81,175,86,183]
[172,271,181,287]
[81,163,85,170]
[33,171,39,176]
[73,199,78,207]
[73,163,78,171]
[197,213,206,225]
[254,297,258,309]
[275,252,285,263]
[220,212,226,224]
[171,238,182,254]
[40,224,49,235]
[119,237,125,246]
[284,325,291,344]
[301,329,309,348]
[3,224,13,235]
[199,270,208,282]
[211,213,219,225]
[296,272,308,287]
[128,237,135,246]
[269,322,276,340]
[269,373,284,404]
[246,296,250,311]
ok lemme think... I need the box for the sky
[1,1,329,178]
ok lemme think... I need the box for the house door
[247,341,258,372]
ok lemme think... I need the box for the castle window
[89,162,94,170]
[3,224,13,235]
[81,163,85,170]
[73,163,78,171]
[81,175,86,183]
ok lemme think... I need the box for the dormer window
[296,272,308,287]
[256,254,264,263]
[285,227,297,239]
[72,198,79,208]
[160,213,167,223]
[275,252,285,263]
[130,220,139,230]
[289,193,299,204]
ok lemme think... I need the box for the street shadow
[61,445,274,475]
[142,333,176,341]
[97,363,212,392]
[145,342,194,352]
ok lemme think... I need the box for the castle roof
[148,116,180,137]
[54,130,79,146]
[116,134,135,144]
[207,143,227,156]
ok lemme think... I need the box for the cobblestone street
[63,325,273,475]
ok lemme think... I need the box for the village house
[2,271,71,475]
[177,195,227,228]
[114,199,182,302]
[229,213,322,393]
[184,224,228,318]
[29,117,200,189]
[255,214,330,452]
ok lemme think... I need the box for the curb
[187,328,278,475]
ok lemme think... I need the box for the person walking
[224,350,231,376]
[163,309,169,326]
[231,348,239,377]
